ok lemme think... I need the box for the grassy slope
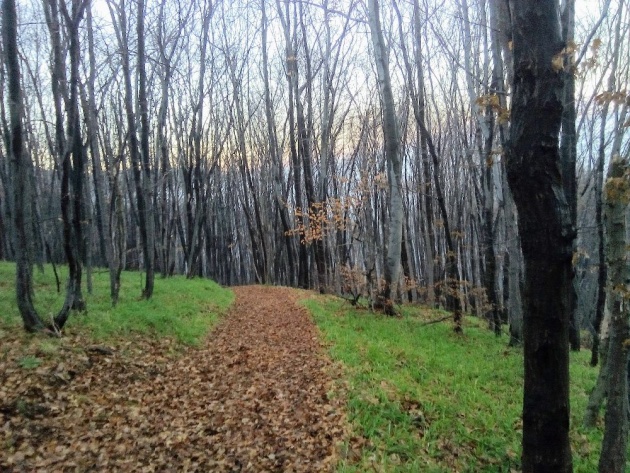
[304,295,611,473]
[0,261,233,345]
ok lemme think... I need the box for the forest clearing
[0,263,616,471]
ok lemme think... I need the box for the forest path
[1,286,346,471]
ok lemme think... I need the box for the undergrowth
[0,261,233,345]
[304,295,609,473]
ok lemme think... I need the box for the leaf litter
[1,286,347,471]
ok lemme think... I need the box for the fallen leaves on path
[1,286,346,471]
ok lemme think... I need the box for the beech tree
[106,0,154,298]
[599,156,630,473]
[136,0,155,297]
[367,0,403,315]
[53,0,90,327]
[588,0,625,367]
[507,1,573,471]
[3,0,46,332]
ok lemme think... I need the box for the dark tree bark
[506,1,573,471]
[560,0,580,352]
[591,156,607,365]
[41,0,84,327]
[3,0,46,332]
[54,0,89,330]
[481,137,501,337]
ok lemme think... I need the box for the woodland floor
[1,286,347,472]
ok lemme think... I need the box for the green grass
[0,261,234,345]
[304,295,609,473]
[17,355,42,369]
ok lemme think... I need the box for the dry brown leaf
[0,286,347,472]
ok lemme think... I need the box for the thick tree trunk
[598,158,630,473]
[482,167,500,336]
[3,0,46,332]
[507,2,573,471]
[368,0,403,315]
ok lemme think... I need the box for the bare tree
[598,156,630,473]
[55,0,90,328]
[2,0,47,332]
[136,0,155,297]
[261,0,297,286]
[590,0,625,367]
[82,2,120,304]
[106,0,154,298]
[367,0,403,315]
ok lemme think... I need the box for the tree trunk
[2,0,46,332]
[395,0,461,328]
[296,1,326,293]
[583,324,610,428]
[107,0,153,298]
[136,0,155,298]
[277,0,309,289]
[560,0,580,352]
[261,1,296,286]
[43,0,88,329]
[458,0,500,335]
[490,0,523,345]
[368,0,403,315]
[590,0,625,367]
[598,157,630,473]
[507,2,573,471]
[504,186,524,347]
